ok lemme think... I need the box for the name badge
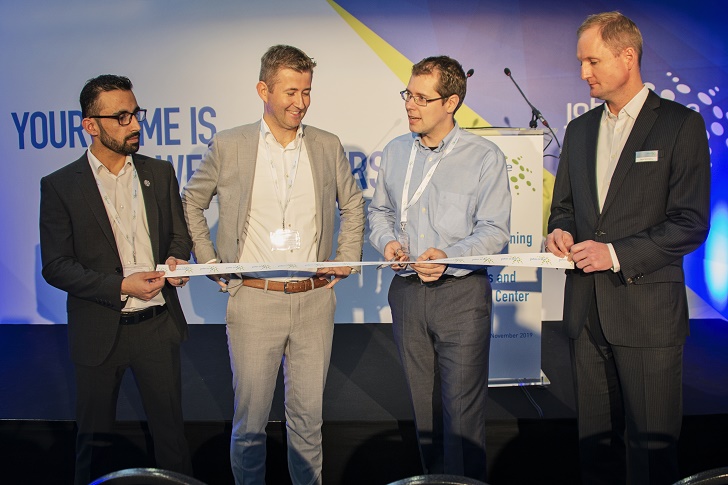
[397,231,411,257]
[635,150,658,163]
[270,228,301,251]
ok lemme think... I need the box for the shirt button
[421,208,426,213]
[420,234,425,238]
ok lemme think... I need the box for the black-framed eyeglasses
[400,90,446,107]
[89,109,147,126]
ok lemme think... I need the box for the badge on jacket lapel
[144,180,151,187]
[635,150,658,163]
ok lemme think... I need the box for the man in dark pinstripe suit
[546,11,711,485]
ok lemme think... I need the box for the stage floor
[1,320,727,484]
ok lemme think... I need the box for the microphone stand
[504,67,561,148]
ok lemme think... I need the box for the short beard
[97,124,140,156]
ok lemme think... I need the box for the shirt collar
[260,118,303,149]
[415,121,460,152]
[602,85,650,121]
[87,149,133,175]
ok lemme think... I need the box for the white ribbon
[156,252,573,277]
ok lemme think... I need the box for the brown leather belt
[241,277,329,293]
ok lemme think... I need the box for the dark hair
[578,11,643,67]
[259,45,317,89]
[411,56,467,113]
[80,74,133,118]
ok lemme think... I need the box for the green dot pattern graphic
[509,156,536,196]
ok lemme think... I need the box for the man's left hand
[410,248,448,283]
[570,240,612,273]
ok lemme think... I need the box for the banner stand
[466,128,547,387]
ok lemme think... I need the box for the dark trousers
[571,296,683,485]
[389,272,491,481]
[73,311,192,485]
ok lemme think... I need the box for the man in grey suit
[546,12,711,485]
[182,45,365,485]
[40,75,193,484]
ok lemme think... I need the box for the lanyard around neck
[92,163,140,264]
[261,125,303,229]
[399,131,460,230]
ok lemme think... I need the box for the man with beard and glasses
[40,74,194,485]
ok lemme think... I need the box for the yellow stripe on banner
[326,0,490,128]
[543,169,556,237]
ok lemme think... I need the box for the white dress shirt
[596,85,650,272]
[238,119,317,280]
[87,150,164,310]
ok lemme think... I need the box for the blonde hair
[578,11,643,66]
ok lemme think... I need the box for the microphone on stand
[503,67,560,148]
[503,67,547,127]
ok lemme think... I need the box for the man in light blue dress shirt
[368,56,511,481]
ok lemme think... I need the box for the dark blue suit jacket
[548,90,711,347]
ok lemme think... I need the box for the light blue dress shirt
[368,123,512,277]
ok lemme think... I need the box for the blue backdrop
[1,0,726,323]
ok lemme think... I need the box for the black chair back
[89,467,206,485]
[387,474,489,485]
[673,467,728,485]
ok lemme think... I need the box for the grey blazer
[548,90,711,347]
[182,122,365,268]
